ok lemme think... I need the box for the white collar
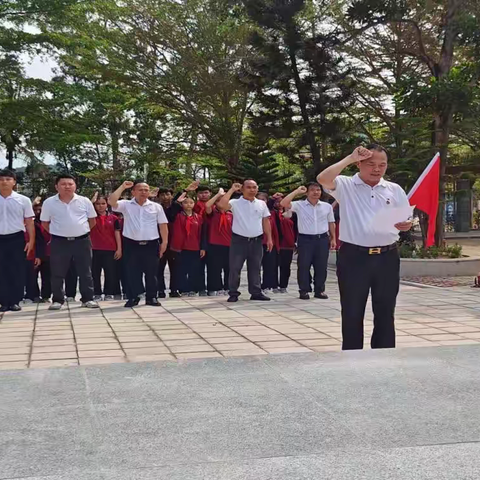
[130,197,152,206]
[240,196,257,203]
[303,199,322,207]
[55,193,78,203]
[0,191,19,199]
[353,173,387,188]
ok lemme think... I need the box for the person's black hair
[157,187,173,195]
[306,181,322,191]
[365,143,388,155]
[257,191,268,198]
[94,195,108,202]
[0,169,17,180]
[197,184,211,192]
[55,173,76,185]
[133,179,148,187]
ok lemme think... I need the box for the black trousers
[297,234,330,294]
[261,245,279,289]
[198,256,207,292]
[25,260,39,300]
[279,249,294,289]
[38,258,52,300]
[178,250,203,293]
[117,258,130,297]
[123,237,159,301]
[207,244,230,291]
[337,243,400,350]
[0,232,26,306]
[50,235,94,304]
[65,259,77,298]
[228,233,263,298]
[157,248,179,294]
[92,250,118,296]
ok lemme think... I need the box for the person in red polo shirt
[193,184,211,296]
[32,201,52,302]
[170,196,206,296]
[90,195,122,300]
[276,202,298,293]
[257,192,280,293]
[204,187,232,296]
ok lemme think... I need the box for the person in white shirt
[0,169,35,312]
[217,180,273,302]
[41,174,99,310]
[109,180,169,308]
[281,182,336,300]
[317,145,412,350]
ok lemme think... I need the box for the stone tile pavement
[2,270,480,370]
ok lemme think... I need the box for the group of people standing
[0,144,413,351]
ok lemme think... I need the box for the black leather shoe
[227,296,238,303]
[250,294,271,301]
[169,291,181,298]
[314,292,329,299]
[158,292,166,299]
[124,297,140,308]
[0,305,9,312]
[10,304,21,312]
[299,292,310,300]
[146,298,161,307]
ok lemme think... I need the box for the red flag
[408,153,440,247]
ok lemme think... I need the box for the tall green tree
[346,0,480,244]
[242,0,353,175]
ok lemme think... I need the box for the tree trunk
[109,121,121,173]
[434,112,452,247]
[288,47,322,175]
[186,129,198,178]
[7,148,14,170]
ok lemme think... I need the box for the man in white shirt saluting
[317,145,412,350]
[0,169,35,312]
[217,180,273,303]
[109,180,169,308]
[281,182,336,300]
[41,174,99,310]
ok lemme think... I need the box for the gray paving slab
[2,346,480,479]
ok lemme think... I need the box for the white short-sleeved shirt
[230,197,270,238]
[41,194,97,237]
[113,198,168,241]
[291,200,335,235]
[0,191,34,235]
[325,173,410,247]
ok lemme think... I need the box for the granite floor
[2,346,480,479]
[2,269,480,369]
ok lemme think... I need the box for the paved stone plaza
[2,345,480,479]
[1,269,480,369]
[2,271,480,478]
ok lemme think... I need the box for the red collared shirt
[194,201,207,217]
[207,208,232,247]
[170,212,204,252]
[279,214,296,249]
[90,213,120,251]
[263,210,280,252]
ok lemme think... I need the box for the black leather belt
[123,237,158,246]
[0,231,24,238]
[342,242,397,255]
[51,233,90,241]
[299,233,329,239]
[232,233,263,241]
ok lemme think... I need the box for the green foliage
[399,243,463,259]
[0,0,478,232]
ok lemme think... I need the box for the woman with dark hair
[90,195,122,300]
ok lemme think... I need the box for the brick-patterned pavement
[1,270,480,369]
